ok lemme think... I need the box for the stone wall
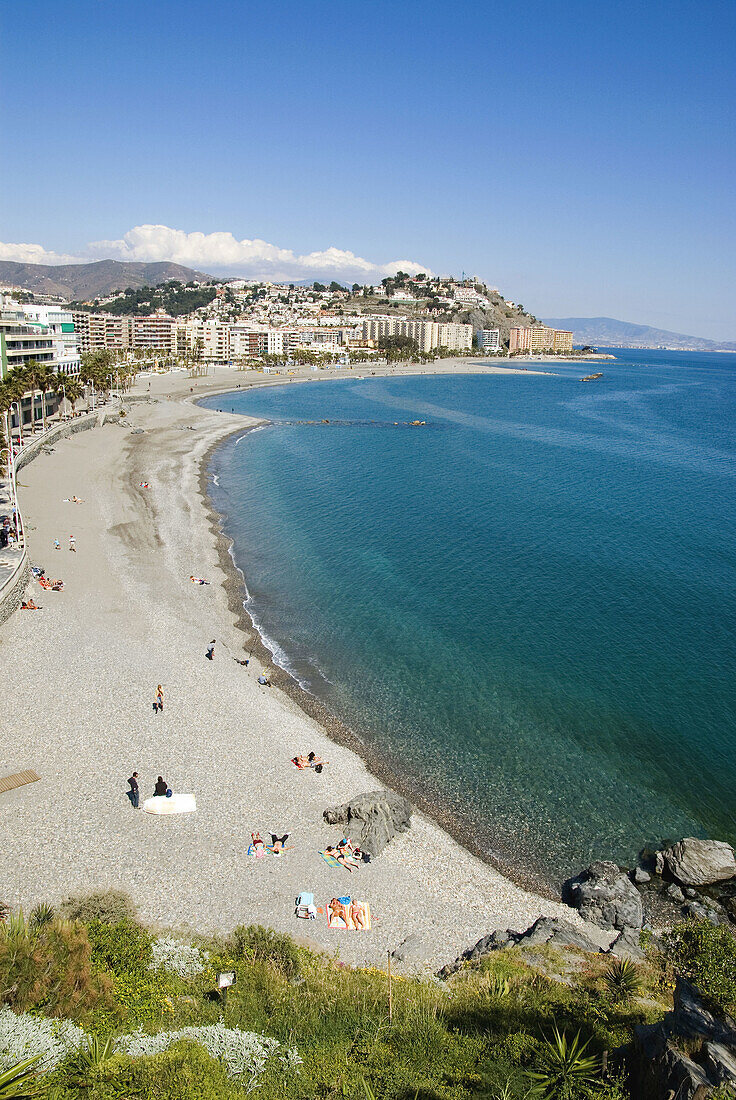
[15,414,99,472]
[0,556,30,627]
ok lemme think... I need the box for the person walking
[206,639,216,660]
[127,772,140,808]
[69,535,76,552]
[154,684,164,713]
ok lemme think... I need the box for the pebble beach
[0,361,611,970]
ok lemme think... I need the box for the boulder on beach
[662,838,736,887]
[322,790,412,858]
[564,860,643,931]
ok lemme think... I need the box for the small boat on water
[580,372,603,381]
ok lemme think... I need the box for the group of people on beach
[127,773,171,809]
[292,751,327,773]
[250,831,290,856]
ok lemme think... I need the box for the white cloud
[0,224,431,283]
[87,224,431,283]
[0,241,82,265]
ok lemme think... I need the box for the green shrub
[663,919,736,1014]
[228,925,301,978]
[59,890,137,925]
[87,919,152,977]
[498,1031,540,1066]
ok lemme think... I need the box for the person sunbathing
[190,575,210,585]
[270,831,289,855]
[21,599,41,610]
[325,845,356,871]
[328,897,349,925]
[350,901,368,931]
[251,831,265,854]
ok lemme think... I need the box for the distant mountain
[542,316,736,352]
[0,259,213,301]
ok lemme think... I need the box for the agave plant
[527,1026,600,1099]
[603,957,643,1004]
[0,1056,45,1100]
[28,905,54,932]
[76,1035,118,1069]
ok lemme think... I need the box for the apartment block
[475,328,501,352]
[509,325,574,354]
[22,304,81,375]
[0,309,55,379]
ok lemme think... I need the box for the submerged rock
[322,790,412,858]
[564,860,643,931]
[663,838,736,887]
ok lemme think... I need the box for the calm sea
[202,351,736,885]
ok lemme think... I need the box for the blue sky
[2,0,735,338]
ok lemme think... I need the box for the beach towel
[319,850,342,869]
[247,843,267,858]
[326,897,372,931]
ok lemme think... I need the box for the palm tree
[54,376,83,419]
[35,363,57,431]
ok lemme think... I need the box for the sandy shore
[0,362,610,969]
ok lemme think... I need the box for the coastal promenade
[0,361,609,969]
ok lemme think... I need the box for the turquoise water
[202,352,736,885]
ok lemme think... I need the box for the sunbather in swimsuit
[251,832,266,855]
[328,897,349,926]
[326,845,355,872]
[350,902,367,931]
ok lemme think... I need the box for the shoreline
[1,361,612,969]
[197,417,561,902]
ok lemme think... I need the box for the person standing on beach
[127,772,140,808]
[206,640,216,660]
[154,684,164,713]
[69,535,76,552]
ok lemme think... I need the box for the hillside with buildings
[1,270,579,400]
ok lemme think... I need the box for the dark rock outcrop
[662,838,736,887]
[608,928,645,960]
[634,978,736,1100]
[564,860,643,931]
[437,917,601,979]
[322,790,412,858]
[684,901,721,926]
